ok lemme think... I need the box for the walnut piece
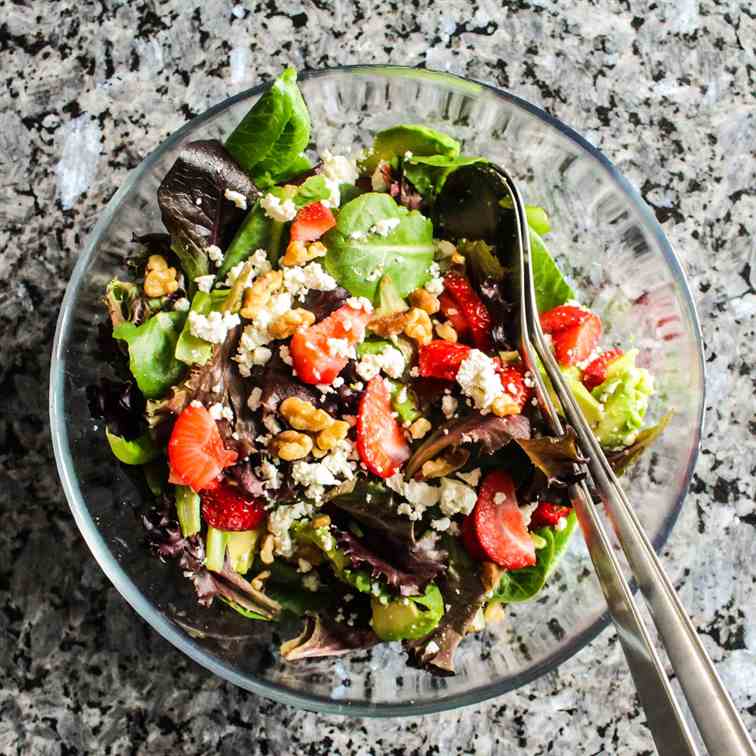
[271,430,313,460]
[240,270,283,320]
[435,320,458,342]
[280,397,333,432]
[408,417,432,440]
[260,534,275,565]
[420,456,457,480]
[491,394,519,417]
[404,307,433,346]
[144,254,179,298]
[480,561,503,592]
[409,287,440,314]
[316,419,349,451]
[282,240,328,267]
[268,308,316,339]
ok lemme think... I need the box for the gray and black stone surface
[0,1,753,753]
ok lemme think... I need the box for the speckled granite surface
[1,1,754,753]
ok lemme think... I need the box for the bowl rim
[50,63,706,717]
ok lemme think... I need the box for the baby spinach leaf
[105,427,160,465]
[323,193,434,301]
[491,511,577,604]
[113,311,187,398]
[175,290,228,366]
[530,229,576,312]
[225,68,311,187]
[403,154,485,200]
[363,124,461,173]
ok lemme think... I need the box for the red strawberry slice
[289,201,336,242]
[356,376,410,479]
[168,404,238,492]
[418,340,471,381]
[462,513,486,561]
[539,304,591,333]
[201,482,266,531]
[290,303,372,385]
[530,502,572,530]
[464,470,536,569]
[495,362,533,415]
[438,291,471,337]
[442,273,492,350]
[552,313,602,366]
[582,348,624,390]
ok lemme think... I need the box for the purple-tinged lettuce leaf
[405,412,530,479]
[281,614,380,661]
[513,427,585,486]
[258,351,320,413]
[606,412,672,477]
[87,377,147,440]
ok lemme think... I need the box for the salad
[90,69,668,674]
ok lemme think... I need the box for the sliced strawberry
[290,303,372,385]
[418,340,471,381]
[462,513,486,561]
[582,348,624,390]
[289,201,336,242]
[438,291,471,337]
[495,363,533,415]
[442,273,492,350]
[201,482,266,531]
[464,470,536,569]
[356,377,410,478]
[539,304,591,333]
[168,404,238,492]
[552,313,602,366]
[530,502,572,530]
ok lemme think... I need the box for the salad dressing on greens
[91,68,666,674]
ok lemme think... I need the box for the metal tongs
[500,168,755,756]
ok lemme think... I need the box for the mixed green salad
[90,69,668,674]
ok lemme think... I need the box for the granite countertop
[1,1,754,753]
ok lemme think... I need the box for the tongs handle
[503,170,754,756]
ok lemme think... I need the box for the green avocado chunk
[592,349,654,449]
[371,584,444,641]
[362,124,460,173]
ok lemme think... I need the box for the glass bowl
[50,65,704,716]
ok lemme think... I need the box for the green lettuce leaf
[362,124,461,173]
[105,427,159,465]
[491,510,577,604]
[175,290,228,366]
[403,154,485,199]
[530,229,575,312]
[216,201,274,279]
[113,311,187,398]
[323,192,434,301]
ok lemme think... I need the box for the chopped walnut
[268,308,316,339]
[240,270,283,320]
[408,417,432,440]
[369,310,409,338]
[316,419,349,451]
[435,320,458,342]
[144,254,179,298]
[421,456,457,480]
[271,430,313,460]
[282,240,328,267]
[250,570,271,590]
[409,287,440,314]
[280,397,333,432]
[260,534,275,565]
[404,307,433,346]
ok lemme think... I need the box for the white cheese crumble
[282,262,338,298]
[194,274,216,293]
[291,439,356,501]
[346,296,373,312]
[424,261,444,296]
[224,188,248,210]
[208,402,234,422]
[190,400,204,408]
[456,467,481,487]
[355,346,405,381]
[224,249,271,287]
[207,244,224,267]
[235,292,293,375]
[371,217,400,237]
[432,517,451,532]
[302,573,320,592]
[260,192,297,222]
[456,349,504,412]
[386,473,439,520]
[439,478,477,517]
[188,310,240,344]
[279,344,293,365]
[267,501,314,557]
[441,395,458,418]
[370,160,390,192]
[327,337,355,359]
[247,386,263,412]
[259,458,281,490]
[425,640,440,655]
[320,150,359,208]
[173,297,191,312]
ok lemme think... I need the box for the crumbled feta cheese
[302,573,320,592]
[439,478,477,517]
[346,296,373,312]
[259,458,281,490]
[263,414,282,435]
[370,160,390,192]
[327,337,355,359]
[332,376,345,388]
[456,349,504,412]
[425,640,440,655]
[424,261,444,295]
[432,517,451,532]
[279,344,293,365]
[224,188,248,210]
[260,192,297,222]
[555,515,569,531]
[456,468,481,487]
[282,262,338,298]
[188,310,240,344]
[267,501,314,556]
[247,387,263,412]
[208,402,233,421]
[207,244,224,267]
[386,473,439,520]
[371,217,400,237]
[235,292,293,375]
[520,501,539,528]
[441,395,458,418]
[291,440,356,500]
[297,558,312,574]
[224,249,271,287]
[354,346,405,382]
[320,150,359,208]
[190,400,204,408]
[173,297,191,312]
[194,274,216,293]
